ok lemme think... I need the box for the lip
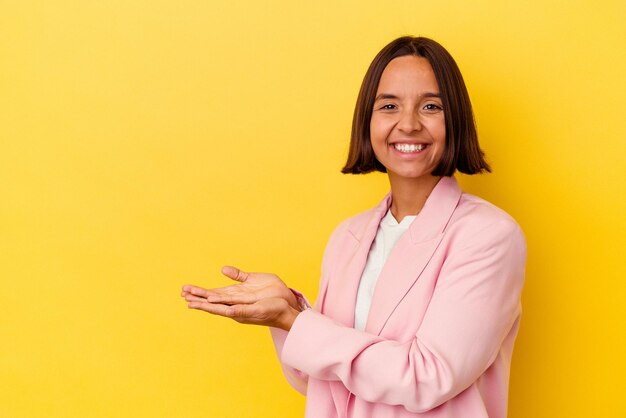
[389,140,431,146]
[389,140,429,145]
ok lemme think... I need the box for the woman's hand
[181,266,302,331]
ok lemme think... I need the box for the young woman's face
[370,56,446,182]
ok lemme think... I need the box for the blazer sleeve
[269,219,352,395]
[279,219,526,413]
[270,327,309,395]
[269,290,312,395]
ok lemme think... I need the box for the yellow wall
[1,1,624,417]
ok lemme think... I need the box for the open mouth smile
[392,143,428,153]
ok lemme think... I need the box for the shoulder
[333,207,378,237]
[447,192,525,250]
[320,201,385,265]
[323,207,375,254]
[454,192,518,227]
[326,192,390,243]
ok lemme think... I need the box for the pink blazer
[271,177,526,417]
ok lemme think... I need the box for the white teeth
[393,143,426,153]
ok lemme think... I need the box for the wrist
[280,306,301,331]
[288,288,310,311]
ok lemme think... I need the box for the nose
[397,108,422,133]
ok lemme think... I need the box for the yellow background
[1,1,624,417]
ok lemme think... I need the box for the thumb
[221,265,249,282]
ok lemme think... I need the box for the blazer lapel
[322,194,391,327]
[365,176,462,335]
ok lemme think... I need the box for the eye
[378,103,397,110]
[423,103,442,111]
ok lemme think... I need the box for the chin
[390,164,433,176]
[390,171,436,181]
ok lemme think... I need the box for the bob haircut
[342,36,491,176]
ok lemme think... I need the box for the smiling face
[370,55,446,184]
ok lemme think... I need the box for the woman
[181,36,526,418]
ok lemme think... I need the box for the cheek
[370,117,391,144]
[369,124,384,151]
[428,122,446,161]
[431,121,446,148]
[433,137,446,159]
[369,119,379,139]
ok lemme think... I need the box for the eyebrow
[374,92,441,101]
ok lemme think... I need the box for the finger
[182,285,211,297]
[183,291,247,305]
[183,293,208,303]
[190,284,248,301]
[206,291,257,305]
[183,284,235,299]
[221,266,249,283]
[188,301,236,317]
[183,287,241,304]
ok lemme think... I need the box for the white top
[354,209,416,331]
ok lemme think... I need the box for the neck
[388,174,442,222]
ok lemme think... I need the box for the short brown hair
[342,36,491,176]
